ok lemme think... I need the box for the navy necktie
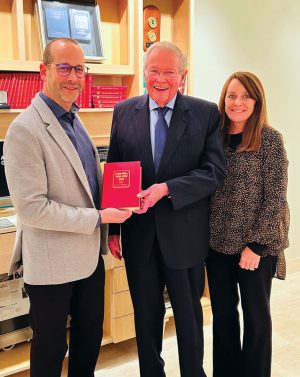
[154,107,169,173]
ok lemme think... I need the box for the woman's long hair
[219,71,270,152]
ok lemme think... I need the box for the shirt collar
[39,92,79,119]
[149,93,177,111]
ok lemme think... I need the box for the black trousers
[125,239,207,377]
[24,255,105,377]
[206,250,276,377]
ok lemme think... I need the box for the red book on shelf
[92,94,126,100]
[101,161,142,210]
[91,86,127,95]
[92,98,122,104]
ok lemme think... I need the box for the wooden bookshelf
[0,0,137,146]
[0,0,194,144]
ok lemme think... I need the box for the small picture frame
[37,0,104,62]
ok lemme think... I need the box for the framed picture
[36,0,104,62]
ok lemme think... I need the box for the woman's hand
[239,246,261,271]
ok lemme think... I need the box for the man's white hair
[143,41,187,73]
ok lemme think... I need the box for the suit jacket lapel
[157,93,190,177]
[32,96,94,203]
[133,95,156,180]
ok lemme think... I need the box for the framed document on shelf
[69,9,92,41]
[44,7,70,39]
[37,0,104,62]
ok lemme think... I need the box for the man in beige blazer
[4,38,132,377]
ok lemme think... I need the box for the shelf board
[0,61,135,76]
[79,108,113,113]
[0,109,21,114]
[0,227,16,235]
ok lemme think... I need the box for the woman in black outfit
[207,71,289,377]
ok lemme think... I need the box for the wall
[193,0,300,259]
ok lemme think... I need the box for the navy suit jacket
[108,93,225,269]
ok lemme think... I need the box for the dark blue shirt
[39,92,100,210]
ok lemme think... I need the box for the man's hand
[134,183,169,214]
[108,234,122,260]
[100,208,132,224]
[239,246,261,271]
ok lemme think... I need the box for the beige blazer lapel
[31,95,94,205]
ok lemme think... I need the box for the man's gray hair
[143,41,187,73]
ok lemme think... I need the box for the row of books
[75,73,92,109]
[0,73,43,109]
[0,72,127,109]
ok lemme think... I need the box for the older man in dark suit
[107,41,225,377]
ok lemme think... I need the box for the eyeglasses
[46,63,89,78]
[145,69,179,80]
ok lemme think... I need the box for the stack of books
[92,85,127,108]
[0,73,42,109]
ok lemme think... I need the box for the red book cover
[101,161,142,210]
[19,73,25,108]
[14,73,21,109]
[25,73,32,107]
[29,73,36,105]
[0,73,5,90]
[9,74,17,108]
[86,74,92,108]
[91,85,127,95]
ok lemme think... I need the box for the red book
[101,161,142,210]
[91,86,127,95]
[93,103,115,108]
[92,94,126,100]
[92,98,122,104]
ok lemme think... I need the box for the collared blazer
[4,95,107,285]
[108,93,225,269]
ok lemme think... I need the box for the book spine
[9,75,17,109]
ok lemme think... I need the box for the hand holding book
[100,208,132,224]
[134,183,169,214]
